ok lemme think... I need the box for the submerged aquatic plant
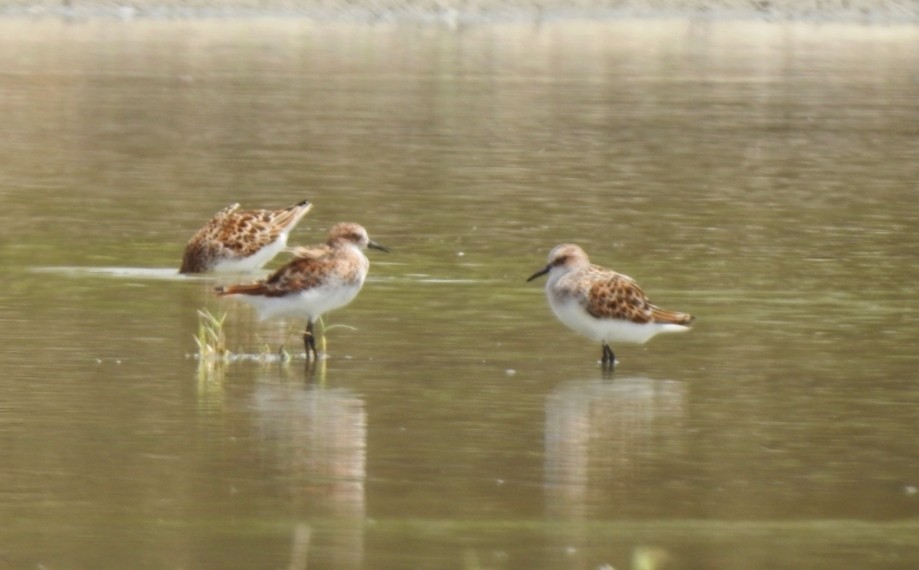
[193,308,231,363]
[191,310,357,368]
[260,342,292,364]
[315,316,358,356]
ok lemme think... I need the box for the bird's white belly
[211,234,288,273]
[549,298,687,345]
[239,281,363,322]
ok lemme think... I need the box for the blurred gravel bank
[1,0,918,23]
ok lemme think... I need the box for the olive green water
[1,18,919,570]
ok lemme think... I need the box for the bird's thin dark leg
[601,344,616,368]
[303,320,318,362]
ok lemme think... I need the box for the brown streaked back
[180,199,311,273]
[582,268,694,327]
[584,272,655,324]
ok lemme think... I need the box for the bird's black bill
[526,265,550,282]
[368,240,390,253]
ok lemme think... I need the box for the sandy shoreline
[1,0,918,23]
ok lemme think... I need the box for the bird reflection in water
[544,377,685,569]
[253,376,366,570]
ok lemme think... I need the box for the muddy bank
[1,0,918,23]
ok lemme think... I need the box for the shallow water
[1,18,919,570]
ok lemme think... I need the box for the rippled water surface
[1,19,918,570]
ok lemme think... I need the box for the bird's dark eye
[553,256,568,266]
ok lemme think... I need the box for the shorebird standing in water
[180,199,312,274]
[216,222,388,361]
[528,244,694,367]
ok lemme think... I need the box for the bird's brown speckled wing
[649,306,695,326]
[216,246,361,298]
[180,204,240,272]
[263,255,341,295]
[582,267,695,325]
[181,201,311,273]
[211,207,300,257]
[584,270,655,324]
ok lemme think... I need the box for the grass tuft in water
[316,316,357,356]
[194,308,231,364]
[190,312,359,366]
